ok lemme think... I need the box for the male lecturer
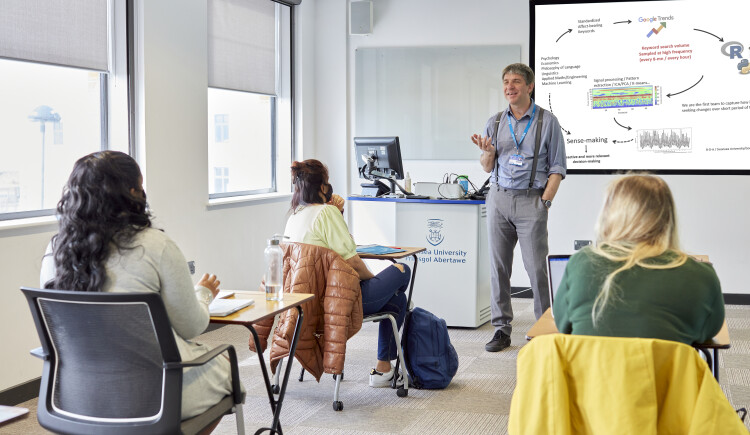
[471,63,566,352]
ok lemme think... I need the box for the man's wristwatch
[542,199,552,209]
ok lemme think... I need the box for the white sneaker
[369,365,395,388]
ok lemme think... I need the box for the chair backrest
[21,287,184,435]
[509,334,747,435]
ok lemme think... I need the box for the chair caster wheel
[397,387,408,397]
[272,384,280,394]
[333,401,343,411]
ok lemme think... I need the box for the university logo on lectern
[426,218,444,246]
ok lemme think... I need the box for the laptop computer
[547,254,571,317]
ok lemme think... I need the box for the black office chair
[21,287,246,435]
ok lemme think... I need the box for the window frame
[0,0,129,222]
[206,1,293,201]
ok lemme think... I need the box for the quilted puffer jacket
[249,242,363,381]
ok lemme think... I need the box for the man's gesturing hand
[471,134,494,154]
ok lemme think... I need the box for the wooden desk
[526,308,730,381]
[358,247,426,310]
[211,291,314,435]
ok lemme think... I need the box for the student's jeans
[360,263,411,362]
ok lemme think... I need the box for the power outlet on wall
[574,240,592,250]
[187,261,196,275]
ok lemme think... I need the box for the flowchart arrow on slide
[612,139,634,144]
[694,28,724,42]
[548,94,570,134]
[613,118,632,131]
[647,22,667,38]
[613,20,632,24]
[667,75,704,98]
[556,29,572,43]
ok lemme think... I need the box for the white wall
[311,0,750,293]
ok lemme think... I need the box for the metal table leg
[248,306,305,435]
[713,348,720,382]
[698,348,715,381]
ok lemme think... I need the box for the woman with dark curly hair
[40,151,239,421]
[284,159,411,388]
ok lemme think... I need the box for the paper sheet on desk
[209,298,254,317]
[216,290,235,299]
[356,245,406,255]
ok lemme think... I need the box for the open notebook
[209,296,254,317]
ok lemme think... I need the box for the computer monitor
[354,136,405,196]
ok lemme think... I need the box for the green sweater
[553,249,725,345]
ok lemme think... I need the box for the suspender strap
[528,107,545,191]
[491,111,504,180]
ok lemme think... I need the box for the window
[0,0,128,220]
[214,114,229,143]
[214,167,230,193]
[207,0,294,198]
[0,62,104,214]
[53,120,64,145]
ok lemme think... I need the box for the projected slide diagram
[591,86,657,109]
[637,128,691,153]
[533,0,749,171]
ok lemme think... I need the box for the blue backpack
[402,307,459,389]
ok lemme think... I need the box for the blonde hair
[590,174,687,324]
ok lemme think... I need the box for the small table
[526,308,731,381]
[358,246,427,309]
[211,291,314,435]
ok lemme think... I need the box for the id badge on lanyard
[508,104,536,168]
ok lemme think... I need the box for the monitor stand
[360,180,390,197]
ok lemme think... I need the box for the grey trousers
[486,184,551,335]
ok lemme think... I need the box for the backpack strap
[528,107,545,191]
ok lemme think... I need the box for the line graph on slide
[637,128,691,152]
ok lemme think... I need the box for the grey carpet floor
[4,299,749,434]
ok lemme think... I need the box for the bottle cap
[269,234,289,245]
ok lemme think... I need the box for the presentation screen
[531,0,750,174]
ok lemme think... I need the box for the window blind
[0,0,108,72]
[208,0,277,96]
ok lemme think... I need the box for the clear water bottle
[264,235,284,301]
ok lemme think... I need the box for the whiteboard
[355,46,521,160]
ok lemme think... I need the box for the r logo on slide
[721,41,744,59]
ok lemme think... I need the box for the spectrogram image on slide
[592,86,654,109]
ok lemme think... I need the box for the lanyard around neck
[508,102,536,153]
